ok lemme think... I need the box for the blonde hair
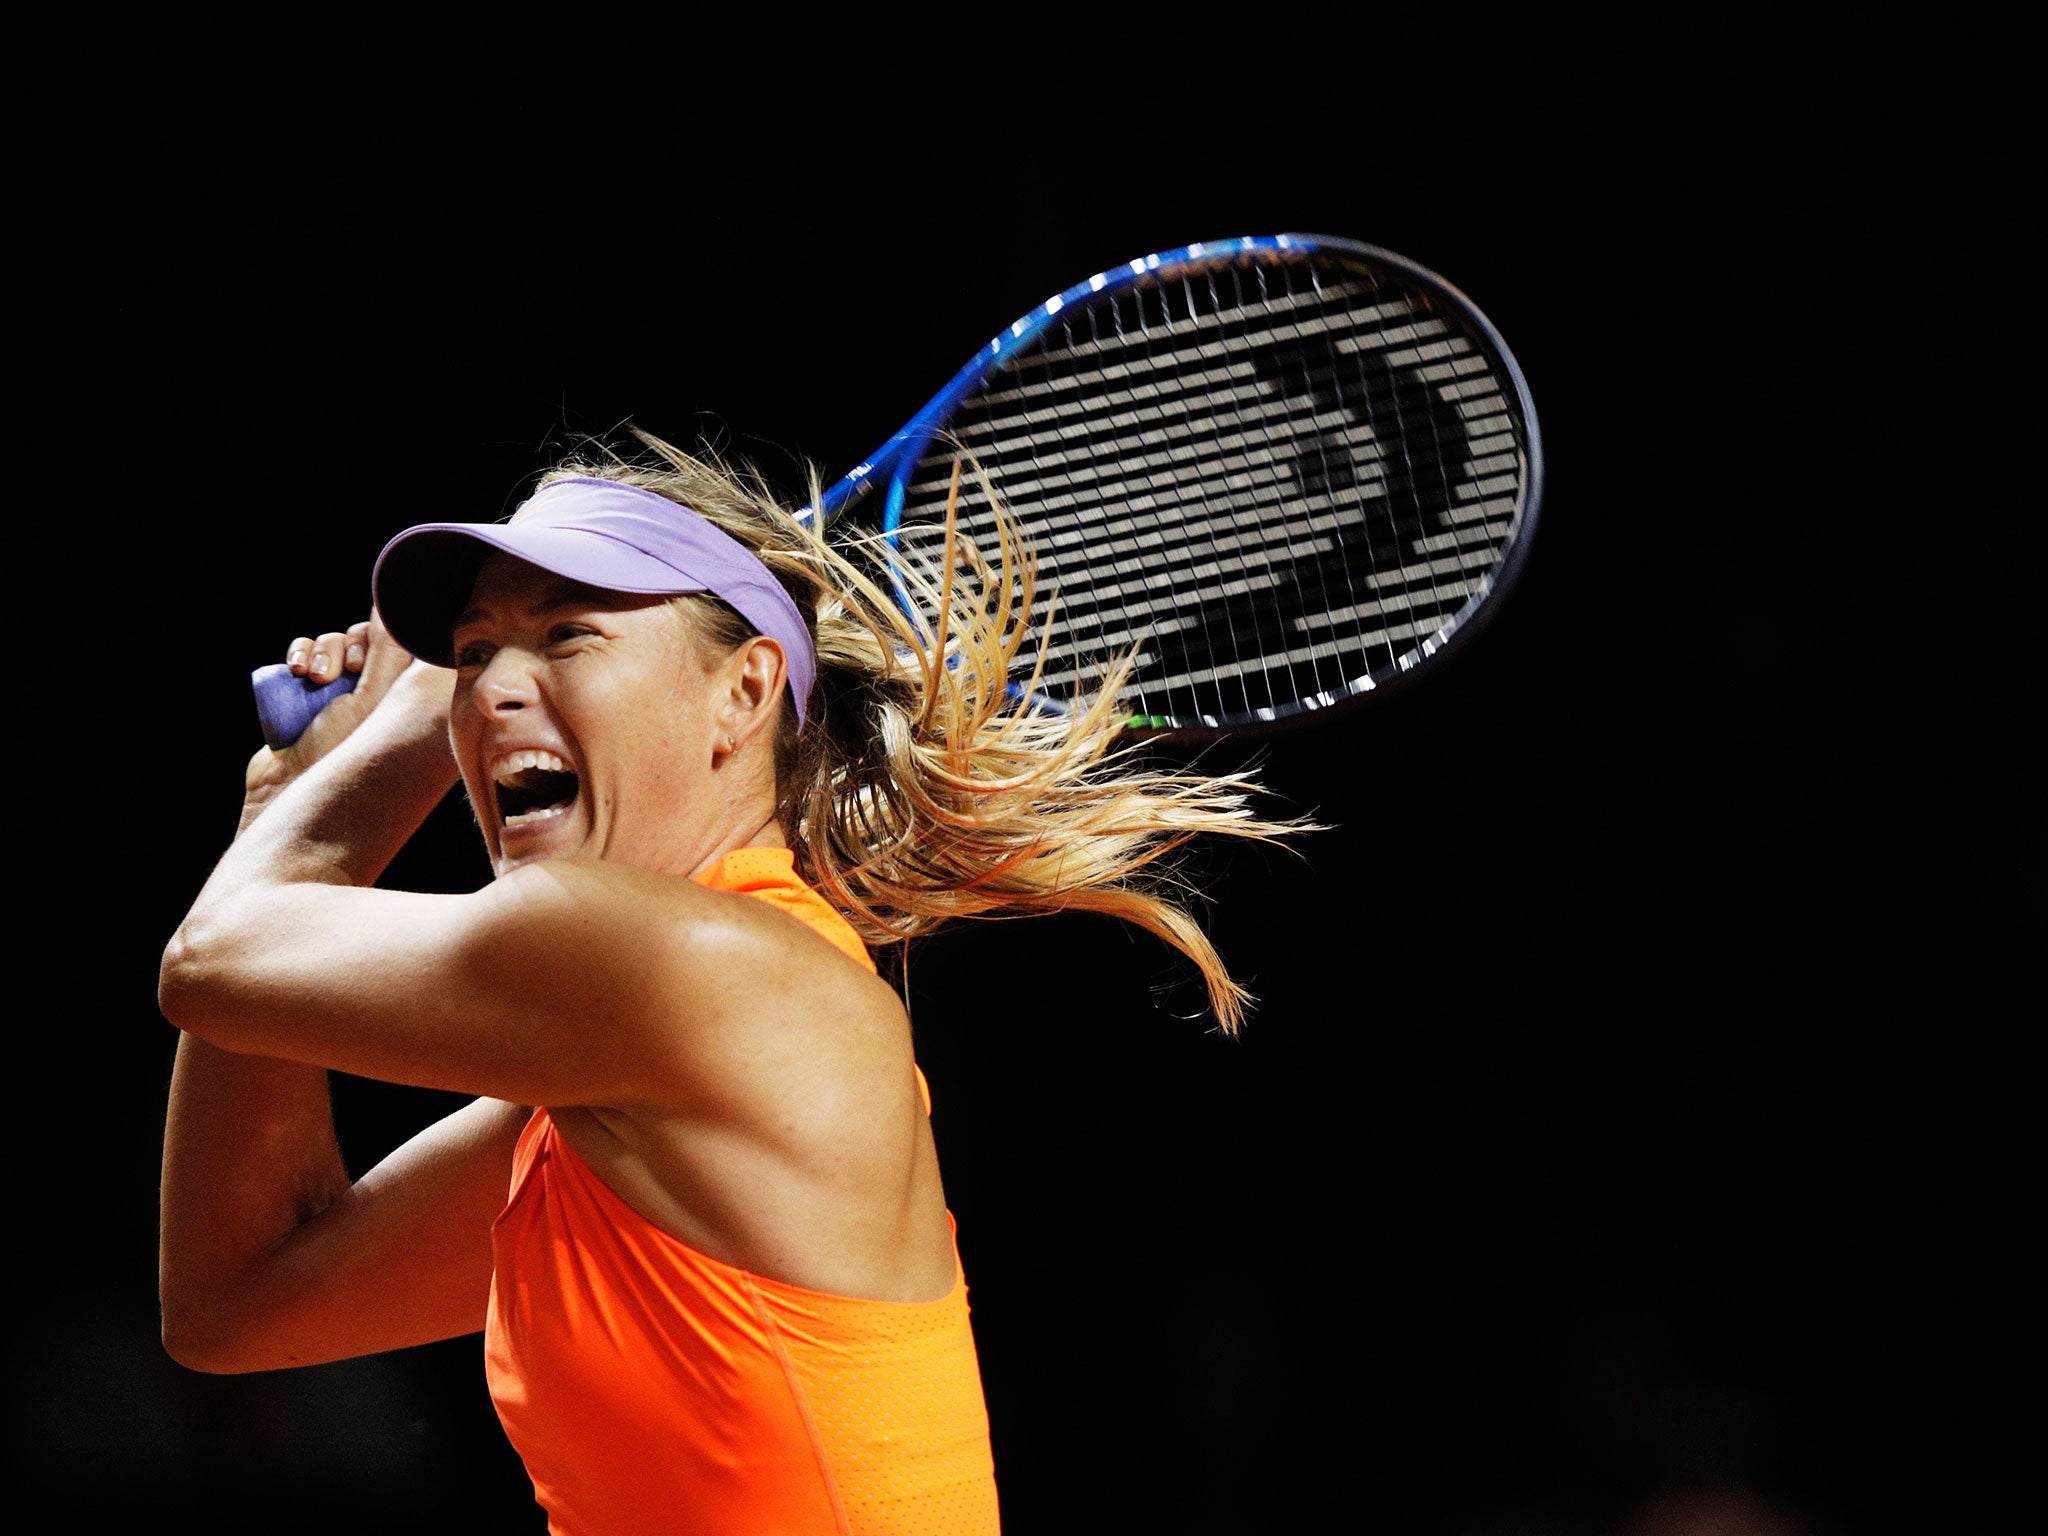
[541,431,1308,1033]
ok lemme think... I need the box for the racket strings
[936,302,1497,515]
[891,253,1525,726]
[902,477,1508,705]
[1196,263,1295,718]
[1253,258,1356,707]
[1313,259,1444,676]
[1054,286,1255,718]
[1134,264,1261,720]
[1186,263,1416,717]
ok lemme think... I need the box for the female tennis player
[158,435,1290,1534]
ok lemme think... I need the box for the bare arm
[161,1066,527,1372]
[159,615,908,1355]
[158,624,861,1108]
[158,621,511,1372]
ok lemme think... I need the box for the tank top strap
[692,846,876,974]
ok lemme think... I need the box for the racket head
[823,234,1543,738]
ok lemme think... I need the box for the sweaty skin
[158,557,995,1532]
[490,847,997,1536]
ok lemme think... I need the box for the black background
[31,5,2035,1533]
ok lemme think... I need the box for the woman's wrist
[237,665,456,836]
[227,667,459,884]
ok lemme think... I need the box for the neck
[683,795,787,881]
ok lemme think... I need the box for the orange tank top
[484,847,1000,1535]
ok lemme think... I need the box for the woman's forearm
[158,661,459,1369]
[159,1035,350,1371]
[210,664,460,895]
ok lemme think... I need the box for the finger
[354,609,422,702]
[286,636,315,676]
[344,620,372,674]
[306,630,353,685]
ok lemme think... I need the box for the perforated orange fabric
[483,847,998,1534]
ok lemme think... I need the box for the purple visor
[372,477,816,729]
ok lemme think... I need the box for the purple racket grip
[252,663,357,750]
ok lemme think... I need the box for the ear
[711,636,788,759]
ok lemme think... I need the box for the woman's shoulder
[487,857,898,1039]
[508,859,912,1136]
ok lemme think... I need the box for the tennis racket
[254,233,1541,745]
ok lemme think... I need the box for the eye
[547,623,597,648]
[454,639,496,669]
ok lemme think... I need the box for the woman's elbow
[157,927,214,1038]
[160,1292,257,1375]
[157,918,246,1045]
[161,1316,227,1374]
[160,1268,308,1375]
[158,925,194,1018]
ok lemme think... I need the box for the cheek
[579,672,712,789]
[446,714,484,790]
[630,713,713,786]
[456,735,499,794]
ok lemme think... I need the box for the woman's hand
[243,615,455,812]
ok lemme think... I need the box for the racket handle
[251,663,357,750]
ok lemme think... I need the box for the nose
[470,649,537,715]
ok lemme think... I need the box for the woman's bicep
[160,865,684,1103]
[164,881,512,1094]
[176,1096,529,1373]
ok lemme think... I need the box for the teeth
[494,749,570,782]
[504,805,569,827]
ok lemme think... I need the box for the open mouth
[493,750,581,830]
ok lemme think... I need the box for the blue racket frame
[808,232,1545,729]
